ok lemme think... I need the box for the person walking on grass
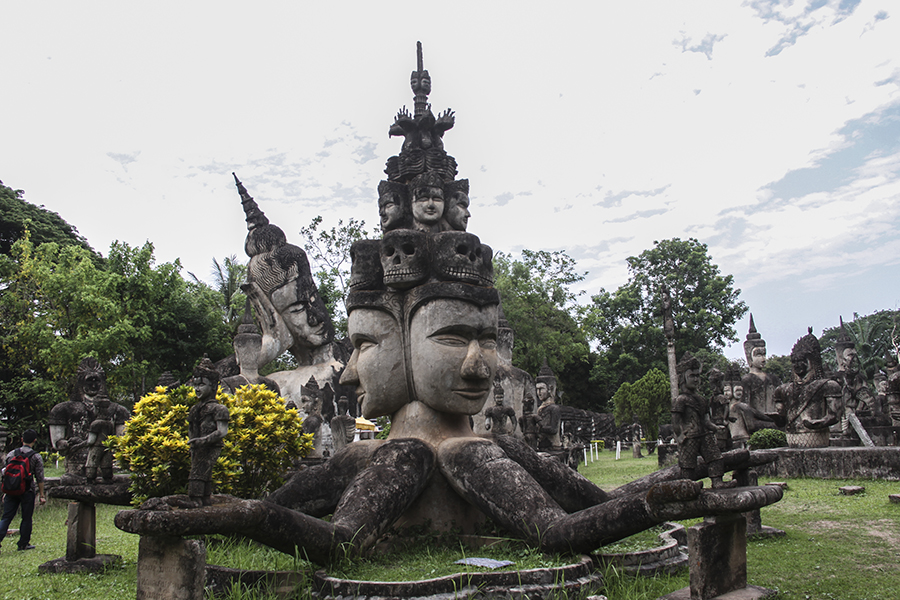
[0,429,46,553]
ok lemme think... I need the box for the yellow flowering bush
[111,383,312,505]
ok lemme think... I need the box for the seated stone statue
[84,397,117,483]
[483,380,517,436]
[671,353,728,488]
[708,368,732,451]
[187,358,230,507]
[773,328,841,448]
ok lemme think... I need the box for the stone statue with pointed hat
[773,328,842,447]
[535,359,562,450]
[740,314,781,416]
[187,357,229,507]
[833,316,877,439]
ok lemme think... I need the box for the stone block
[888,494,900,504]
[66,502,96,561]
[688,514,746,600]
[765,481,788,489]
[839,485,865,495]
[137,536,206,600]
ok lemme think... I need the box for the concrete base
[756,446,900,480]
[39,554,120,574]
[137,536,206,600]
[67,501,96,560]
[659,584,777,600]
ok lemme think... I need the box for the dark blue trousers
[0,489,36,550]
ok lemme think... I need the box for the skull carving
[381,230,429,290]
[432,231,493,286]
[348,239,385,291]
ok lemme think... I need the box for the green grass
[2,450,899,599]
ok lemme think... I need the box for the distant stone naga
[116,45,781,564]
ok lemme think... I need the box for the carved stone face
[301,394,320,417]
[839,348,860,374]
[271,283,330,349]
[683,368,700,391]
[81,373,103,398]
[379,191,404,232]
[445,192,470,231]
[411,71,431,95]
[409,299,498,415]
[340,309,408,419]
[722,385,733,400]
[750,346,767,370]
[412,186,444,227]
[381,230,428,289]
[190,376,216,402]
[792,355,811,382]
[733,385,744,401]
[536,383,551,403]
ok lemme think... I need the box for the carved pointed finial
[411,41,431,117]
[748,313,757,334]
[234,173,269,230]
[417,41,423,72]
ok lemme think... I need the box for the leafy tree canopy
[612,368,669,440]
[819,310,899,379]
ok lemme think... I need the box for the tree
[0,180,98,260]
[190,255,248,336]
[612,368,670,440]
[298,216,372,337]
[819,310,900,379]
[493,250,598,408]
[585,238,747,407]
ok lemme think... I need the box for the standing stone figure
[536,361,562,450]
[49,358,128,481]
[773,328,841,448]
[483,379,517,436]
[330,396,356,453]
[834,318,877,437]
[187,358,229,507]
[708,368,732,452]
[83,397,117,483]
[740,315,781,416]
[671,352,728,488]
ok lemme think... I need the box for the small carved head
[432,232,493,286]
[381,230,429,290]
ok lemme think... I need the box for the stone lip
[594,521,688,576]
[48,475,132,505]
[314,555,598,599]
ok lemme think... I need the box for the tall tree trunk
[662,287,678,404]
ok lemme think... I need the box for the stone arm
[670,408,686,446]
[802,381,842,430]
[539,405,560,436]
[190,418,228,449]
[434,108,455,135]
[504,408,517,432]
[243,281,294,366]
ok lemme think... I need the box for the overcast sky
[2,1,898,361]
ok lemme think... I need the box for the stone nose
[339,351,359,387]
[461,340,491,380]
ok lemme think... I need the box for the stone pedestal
[137,535,207,600]
[67,501,96,560]
[660,514,777,600]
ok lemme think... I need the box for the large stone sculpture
[187,358,229,507]
[834,318,877,443]
[773,328,841,448]
[330,396,356,453]
[725,365,774,450]
[740,315,781,415]
[234,174,345,410]
[49,357,129,482]
[117,43,782,566]
[671,353,728,488]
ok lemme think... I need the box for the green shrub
[110,383,313,504]
[749,427,787,450]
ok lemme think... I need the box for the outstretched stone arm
[493,435,609,512]
[116,439,435,565]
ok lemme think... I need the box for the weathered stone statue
[773,328,841,448]
[235,174,345,410]
[300,378,328,458]
[473,308,536,438]
[187,358,229,507]
[671,353,728,488]
[330,396,356,453]
[834,318,877,440]
[49,358,129,481]
[117,44,781,566]
[740,315,781,415]
[220,301,282,396]
[409,171,446,233]
[708,368,732,451]
[83,397,116,483]
[536,361,562,450]
[377,180,412,232]
[483,379,517,436]
[726,365,774,450]
[442,179,470,231]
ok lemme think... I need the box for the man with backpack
[0,429,46,553]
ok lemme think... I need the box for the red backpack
[1,449,35,496]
